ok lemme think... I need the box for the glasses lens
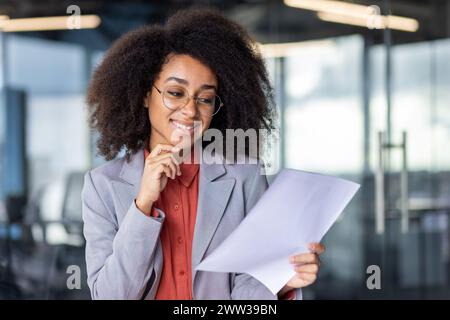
[197,94,223,117]
[162,86,222,116]
[163,87,188,110]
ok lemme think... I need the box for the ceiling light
[285,0,419,32]
[0,15,101,32]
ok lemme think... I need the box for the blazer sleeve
[230,163,303,300]
[82,170,164,300]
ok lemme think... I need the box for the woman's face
[145,54,218,151]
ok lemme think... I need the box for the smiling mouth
[170,119,201,133]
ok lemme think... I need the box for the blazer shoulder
[82,156,127,204]
[88,157,125,183]
[81,156,127,219]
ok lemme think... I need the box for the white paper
[195,168,360,295]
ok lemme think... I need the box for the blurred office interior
[0,0,449,299]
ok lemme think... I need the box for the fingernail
[289,256,295,263]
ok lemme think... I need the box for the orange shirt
[144,148,199,300]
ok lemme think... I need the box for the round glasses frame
[153,85,223,117]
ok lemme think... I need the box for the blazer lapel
[111,150,144,223]
[192,162,236,271]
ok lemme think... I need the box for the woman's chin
[165,135,190,154]
[169,128,200,148]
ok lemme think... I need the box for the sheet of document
[195,168,360,295]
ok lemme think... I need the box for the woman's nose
[180,97,198,118]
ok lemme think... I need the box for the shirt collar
[178,162,199,187]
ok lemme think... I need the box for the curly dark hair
[87,7,276,161]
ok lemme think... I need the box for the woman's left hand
[278,242,325,297]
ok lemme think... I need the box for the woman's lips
[170,119,200,134]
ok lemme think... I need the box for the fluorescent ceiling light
[317,12,419,32]
[0,15,101,32]
[285,0,419,32]
[285,0,370,16]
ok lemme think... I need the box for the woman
[82,7,325,300]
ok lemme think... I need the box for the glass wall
[266,34,450,299]
[8,35,91,196]
[284,35,364,175]
[1,35,93,298]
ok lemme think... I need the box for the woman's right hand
[135,143,181,215]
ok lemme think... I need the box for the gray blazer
[81,149,302,300]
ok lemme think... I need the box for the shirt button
[174,203,179,210]
[177,237,183,244]
[179,270,185,276]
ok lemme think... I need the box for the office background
[0,0,449,299]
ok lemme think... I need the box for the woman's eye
[198,97,214,105]
[167,91,184,98]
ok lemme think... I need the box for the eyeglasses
[153,85,223,117]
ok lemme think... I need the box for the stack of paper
[195,169,360,295]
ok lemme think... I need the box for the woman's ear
[144,91,151,108]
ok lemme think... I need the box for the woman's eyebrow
[165,76,188,85]
[164,76,217,91]
[200,84,217,91]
